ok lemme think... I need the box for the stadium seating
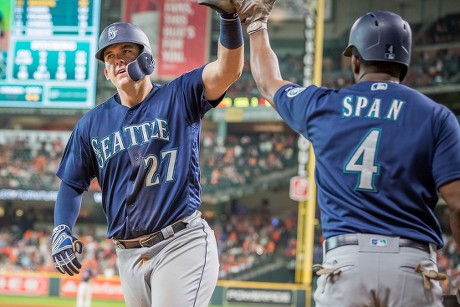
[0,9,459,294]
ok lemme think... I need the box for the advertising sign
[123,0,209,80]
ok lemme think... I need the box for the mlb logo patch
[371,83,388,91]
[371,238,388,247]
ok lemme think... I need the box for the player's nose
[114,56,126,66]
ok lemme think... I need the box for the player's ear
[104,67,109,80]
[352,55,360,76]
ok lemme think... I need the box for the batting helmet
[343,11,412,80]
[95,22,155,81]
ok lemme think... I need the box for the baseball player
[232,1,460,306]
[51,1,244,306]
[76,266,95,307]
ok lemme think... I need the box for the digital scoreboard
[0,0,100,109]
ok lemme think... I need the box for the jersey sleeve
[56,121,97,191]
[175,65,214,124]
[274,84,331,139]
[433,109,460,188]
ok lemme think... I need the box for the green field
[0,295,223,307]
[0,295,124,307]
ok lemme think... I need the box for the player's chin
[115,74,131,85]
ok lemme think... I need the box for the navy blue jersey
[275,81,460,247]
[57,66,213,239]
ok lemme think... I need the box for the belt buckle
[139,233,157,248]
[114,240,126,249]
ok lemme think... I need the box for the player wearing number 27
[51,1,244,307]
[232,1,460,306]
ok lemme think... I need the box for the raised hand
[232,0,277,34]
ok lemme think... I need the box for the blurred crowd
[0,224,118,278]
[0,130,67,191]
[2,205,460,294]
[0,202,299,282]
[0,128,302,282]
[0,10,459,295]
[439,235,460,294]
[418,13,460,45]
[227,46,460,99]
[226,13,460,98]
[200,131,298,193]
[213,200,298,279]
[0,129,299,194]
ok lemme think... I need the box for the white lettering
[123,126,139,146]
[342,96,353,117]
[366,99,381,118]
[112,131,125,153]
[355,96,368,117]
[100,135,112,161]
[92,119,171,168]
[342,96,404,121]
[385,99,405,120]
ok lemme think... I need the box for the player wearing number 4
[51,1,244,307]
[232,1,460,306]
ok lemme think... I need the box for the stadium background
[0,0,459,306]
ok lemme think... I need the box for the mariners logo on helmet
[107,26,118,41]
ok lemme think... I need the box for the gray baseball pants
[314,233,444,307]
[115,211,219,307]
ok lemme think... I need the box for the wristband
[219,15,243,49]
[220,12,238,20]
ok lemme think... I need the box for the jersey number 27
[143,148,178,186]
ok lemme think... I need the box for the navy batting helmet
[96,22,155,81]
[343,11,412,80]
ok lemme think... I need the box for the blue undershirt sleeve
[54,181,84,229]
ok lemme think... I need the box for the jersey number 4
[344,129,381,192]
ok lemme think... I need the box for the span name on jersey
[91,118,171,168]
[342,95,405,121]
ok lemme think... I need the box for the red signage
[289,176,309,201]
[123,0,210,80]
[0,273,48,296]
[60,277,125,300]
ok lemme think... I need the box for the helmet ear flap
[127,52,155,81]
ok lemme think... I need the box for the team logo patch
[107,26,118,40]
[286,87,306,98]
[370,238,388,247]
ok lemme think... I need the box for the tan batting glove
[197,0,237,16]
[231,0,277,34]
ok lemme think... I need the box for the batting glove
[232,0,277,34]
[51,225,83,276]
[198,0,237,16]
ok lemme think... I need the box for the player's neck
[358,72,400,84]
[118,80,154,107]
